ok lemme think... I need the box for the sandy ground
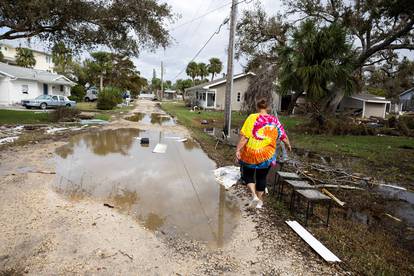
[0,100,341,275]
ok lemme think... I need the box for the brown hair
[256,98,269,110]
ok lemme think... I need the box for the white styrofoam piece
[213,166,241,189]
[176,138,187,142]
[286,220,341,263]
[164,136,182,140]
[153,143,167,153]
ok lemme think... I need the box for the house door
[207,92,215,107]
[43,84,49,95]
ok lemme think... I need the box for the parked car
[22,95,76,110]
[84,87,99,102]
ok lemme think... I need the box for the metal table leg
[289,190,296,211]
[273,173,280,195]
[326,201,332,227]
[305,201,310,227]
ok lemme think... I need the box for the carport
[339,93,391,118]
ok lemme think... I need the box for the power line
[169,1,233,31]
[169,0,252,32]
[172,18,229,81]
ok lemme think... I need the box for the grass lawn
[76,101,134,121]
[0,110,51,124]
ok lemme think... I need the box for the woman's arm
[236,135,248,160]
[281,135,292,151]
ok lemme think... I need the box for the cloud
[133,0,283,81]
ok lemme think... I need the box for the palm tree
[52,42,73,74]
[208,57,223,81]
[186,61,199,82]
[278,20,355,114]
[198,62,208,80]
[15,48,36,68]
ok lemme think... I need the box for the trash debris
[119,250,133,260]
[30,170,56,175]
[176,138,187,142]
[103,203,114,208]
[46,127,68,134]
[201,120,209,125]
[80,119,109,125]
[153,143,167,153]
[286,220,341,262]
[213,166,241,189]
[165,136,182,140]
[0,136,18,145]
[140,138,150,144]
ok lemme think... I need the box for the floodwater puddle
[54,128,240,247]
[125,112,175,126]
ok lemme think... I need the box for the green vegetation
[0,110,51,124]
[97,86,123,110]
[69,85,86,102]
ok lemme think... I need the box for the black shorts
[241,166,270,192]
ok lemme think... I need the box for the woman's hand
[282,136,292,151]
[236,150,241,160]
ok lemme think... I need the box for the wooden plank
[322,188,345,207]
[286,220,341,263]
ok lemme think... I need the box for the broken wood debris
[119,250,133,260]
[322,188,346,207]
[103,203,114,208]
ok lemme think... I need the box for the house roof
[350,93,391,104]
[0,62,75,86]
[185,72,255,92]
[399,87,414,97]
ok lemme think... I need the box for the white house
[0,43,55,72]
[185,72,259,110]
[339,93,391,118]
[399,87,414,111]
[0,62,75,106]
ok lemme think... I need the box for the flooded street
[0,100,339,275]
[54,128,239,246]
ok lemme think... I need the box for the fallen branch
[119,250,133,260]
[314,184,365,191]
[31,170,56,174]
[322,188,346,207]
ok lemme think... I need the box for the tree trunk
[323,89,344,114]
[287,91,303,115]
[100,74,103,92]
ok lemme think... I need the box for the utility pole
[223,0,237,136]
[160,61,164,101]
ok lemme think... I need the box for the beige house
[0,43,55,72]
[339,94,391,118]
[185,72,256,110]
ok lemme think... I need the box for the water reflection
[54,128,240,246]
[125,112,175,126]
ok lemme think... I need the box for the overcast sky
[134,0,283,81]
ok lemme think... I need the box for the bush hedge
[97,86,123,110]
[69,84,86,102]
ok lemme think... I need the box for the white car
[22,95,77,109]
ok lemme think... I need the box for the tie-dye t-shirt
[239,113,286,169]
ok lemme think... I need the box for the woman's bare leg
[247,183,256,198]
[256,191,264,201]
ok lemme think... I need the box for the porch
[195,89,216,109]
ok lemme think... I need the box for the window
[237,92,241,102]
[60,85,64,92]
[59,96,65,102]
[46,55,51,63]
[21,85,29,94]
[52,96,58,101]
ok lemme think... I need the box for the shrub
[97,87,123,110]
[69,85,86,102]
[50,107,80,122]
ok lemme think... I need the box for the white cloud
[134,0,284,81]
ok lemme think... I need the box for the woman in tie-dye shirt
[236,98,291,209]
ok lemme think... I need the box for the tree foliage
[237,0,414,114]
[186,61,199,82]
[15,47,36,68]
[208,58,223,81]
[0,0,173,55]
[52,42,73,75]
[198,62,208,80]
